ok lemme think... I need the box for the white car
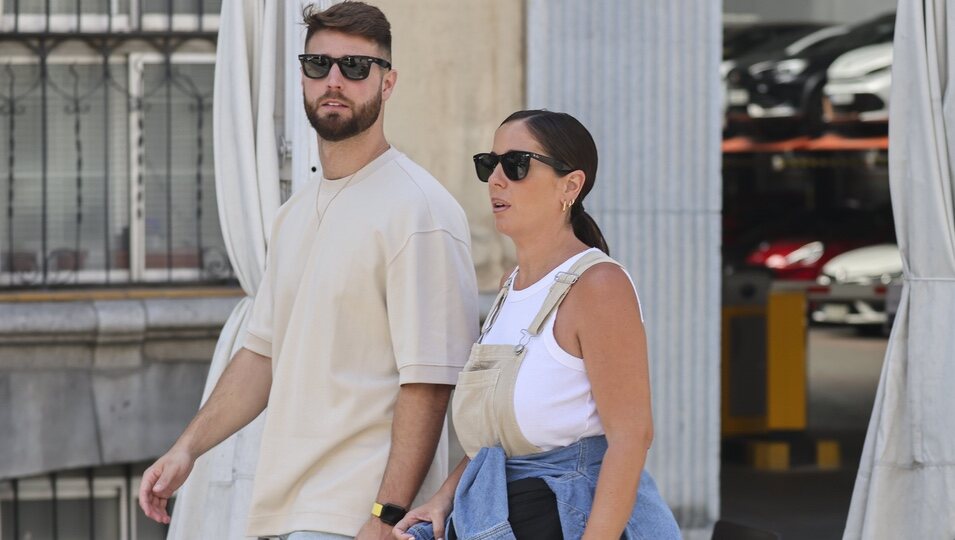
[812,244,902,327]
[823,42,893,132]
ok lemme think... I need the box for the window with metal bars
[0,0,232,287]
[0,466,173,540]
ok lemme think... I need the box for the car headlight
[774,58,809,82]
[785,241,825,266]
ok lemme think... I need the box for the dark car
[723,23,827,60]
[723,24,837,136]
[726,12,895,140]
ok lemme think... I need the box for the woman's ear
[562,170,586,200]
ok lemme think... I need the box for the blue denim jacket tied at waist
[407,436,681,540]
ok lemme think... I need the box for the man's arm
[357,382,453,539]
[138,346,272,524]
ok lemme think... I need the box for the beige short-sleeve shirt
[243,148,479,537]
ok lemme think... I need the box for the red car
[745,238,873,281]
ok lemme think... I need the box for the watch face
[377,503,407,526]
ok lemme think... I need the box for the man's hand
[136,347,272,524]
[356,516,396,540]
[138,446,195,524]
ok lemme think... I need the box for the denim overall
[409,251,682,540]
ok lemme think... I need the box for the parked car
[823,41,893,137]
[726,12,895,140]
[816,243,901,286]
[744,237,869,281]
[724,23,828,61]
[723,24,831,136]
[811,244,902,329]
[727,206,895,281]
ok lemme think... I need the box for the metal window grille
[0,465,173,540]
[0,0,231,287]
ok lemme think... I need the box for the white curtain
[844,0,955,538]
[166,0,282,537]
[288,0,334,190]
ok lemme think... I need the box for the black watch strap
[371,502,407,526]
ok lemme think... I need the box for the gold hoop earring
[562,200,570,213]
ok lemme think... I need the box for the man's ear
[381,69,397,101]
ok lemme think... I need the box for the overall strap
[525,250,619,337]
[478,267,518,343]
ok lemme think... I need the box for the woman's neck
[512,226,589,289]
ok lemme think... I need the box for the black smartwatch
[371,501,407,526]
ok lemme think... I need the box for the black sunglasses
[473,151,574,183]
[298,54,391,81]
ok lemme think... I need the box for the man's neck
[318,128,391,180]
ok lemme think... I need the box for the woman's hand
[392,490,454,540]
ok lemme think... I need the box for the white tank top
[481,248,644,451]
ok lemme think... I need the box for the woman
[393,110,681,540]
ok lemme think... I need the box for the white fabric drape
[166,0,282,537]
[289,0,335,189]
[844,1,955,537]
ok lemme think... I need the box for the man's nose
[324,62,346,88]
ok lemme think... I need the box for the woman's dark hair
[303,2,392,58]
[501,109,609,254]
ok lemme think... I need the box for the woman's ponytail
[570,204,609,255]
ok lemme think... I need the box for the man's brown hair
[303,2,392,58]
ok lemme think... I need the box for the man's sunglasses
[298,54,391,81]
[473,151,574,183]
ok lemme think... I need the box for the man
[138,3,479,539]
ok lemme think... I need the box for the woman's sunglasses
[298,54,392,81]
[473,151,573,183]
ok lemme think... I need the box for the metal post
[12,478,20,540]
[195,95,204,277]
[71,65,84,282]
[128,55,145,282]
[103,53,112,282]
[5,66,16,286]
[51,473,59,540]
[87,468,95,540]
[40,44,49,284]
[165,48,173,279]
[124,464,133,540]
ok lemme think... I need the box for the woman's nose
[488,164,508,188]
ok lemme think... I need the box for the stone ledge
[0,295,239,479]
[0,297,241,369]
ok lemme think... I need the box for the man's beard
[304,90,382,142]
